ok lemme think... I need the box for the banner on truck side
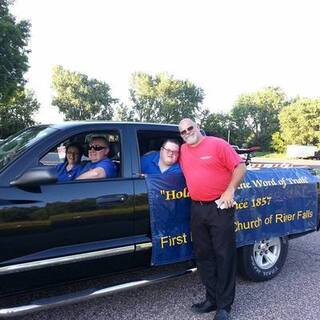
[146,173,193,265]
[145,168,319,266]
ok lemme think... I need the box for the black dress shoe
[191,300,217,313]
[213,309,231,320]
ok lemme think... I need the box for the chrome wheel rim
[253,237,281,270]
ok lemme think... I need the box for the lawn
[253,151,287,159]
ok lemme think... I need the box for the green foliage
[129,72,204,123]
[51,65,118,120]
[113,103,135,121]
[271,131,286,153]
[0,1,37,138]
[201,111,230,140]
[0,0,31,104]
[230,87,287,150]
[277,98,320,148]
[0,89,40,138]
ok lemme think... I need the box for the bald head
[179,118,195,126]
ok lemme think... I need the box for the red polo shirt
[180,136,242,201]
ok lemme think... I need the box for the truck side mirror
[10,167,57,187]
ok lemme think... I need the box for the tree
[0,0,39,138]
[230,87,287,150]
[0,89,40,138]
[274,98,320,149]
[0,0,31,104]
[113,103,135,121]
[271,131,286,153]
[200,111,231,140]
[129,72,204,123]
[51,65,118,120]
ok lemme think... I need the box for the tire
[237,236,288,282]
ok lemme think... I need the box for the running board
[0,267,197,318]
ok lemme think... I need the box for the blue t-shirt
[56,162,82,181]
[141,151,181,174]
[79,158,117,178]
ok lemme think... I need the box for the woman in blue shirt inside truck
[141,139,182,174]
[56,143,83,181]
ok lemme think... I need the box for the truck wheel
[237,236,288,282]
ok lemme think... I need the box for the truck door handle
[132,173,145,178]
[96,194,128,206]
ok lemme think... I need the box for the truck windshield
[0,126,57,171]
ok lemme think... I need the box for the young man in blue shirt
[141,139,181,174]
[76,136,117,179]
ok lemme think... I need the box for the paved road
[2,231,320,320]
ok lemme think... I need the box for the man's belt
[192,199,219,206]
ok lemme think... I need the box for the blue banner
[235,168,318,246]
[145,168,319,266]
[146,173,193,265]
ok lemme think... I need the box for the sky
[11,0,320,124]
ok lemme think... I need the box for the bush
[271,132,286,153]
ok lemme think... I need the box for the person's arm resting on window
[76,167,106,180]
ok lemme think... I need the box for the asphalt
[2,231,320,320]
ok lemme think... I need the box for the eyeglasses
[161,146,179,156]
[180,125,194,136]
[88,145,106,151]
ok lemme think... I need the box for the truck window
[137,130,182,156]
[40,130,122,180]
[0,126,57,171]
[137,130,182,172]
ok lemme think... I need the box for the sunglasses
[88,145,106,151]
[180,125,194,136]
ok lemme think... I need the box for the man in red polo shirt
[179,118,246,320]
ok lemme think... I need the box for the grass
[253,151,287,158]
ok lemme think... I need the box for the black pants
[191,201,236,311]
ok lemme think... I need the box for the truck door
[0,125,135,275]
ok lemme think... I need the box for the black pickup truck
[0,121,319,317]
